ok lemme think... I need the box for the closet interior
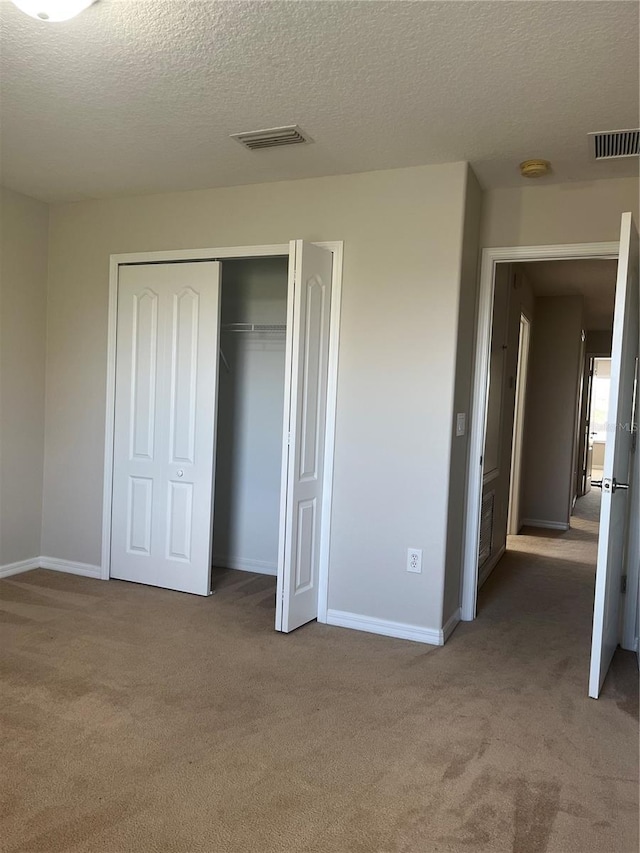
[212,256,289,584]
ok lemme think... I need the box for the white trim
[316,240,343,624]
[275,241,297,631]
[102,241,343,630]
[461,240,620,622]
[520,518,570,531]
[507,314,531,535]
[39,557,102,578]
[213,556,277,576]
[478,543,506,589]
[461,248,498,621]
[442,607,462,642]
[478,242,620,264]
[108,244,290,265]
[101,255,120,581]
[1,557,101,580]
[0,557,40,579]
[326,609,446,646]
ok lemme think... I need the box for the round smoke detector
[520,159,551,178]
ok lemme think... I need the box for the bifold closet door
[277,241,333,632]
[111,262,221,596]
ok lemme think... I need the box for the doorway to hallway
[478,489,602,630]
[461,215,640,698]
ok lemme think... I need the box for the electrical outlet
[407,547,422,573]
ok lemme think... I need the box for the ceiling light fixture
[10,0,96,22]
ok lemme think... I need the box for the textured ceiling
[0,0,638,202]
[520,259,618,330]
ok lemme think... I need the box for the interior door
[276,241,333,632]
[111,262,221,596]
[589,213,639,697]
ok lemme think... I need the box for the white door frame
[101,241,343,626]
[461,241,619,622]
[507,313,531,535]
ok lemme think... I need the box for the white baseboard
[521,518,570,531]
[39,557,102,579]
[212,555,277,577]
[478,544,506,589]
[0,556,101,581]
[0,557,40,579]
[326,609,446,646]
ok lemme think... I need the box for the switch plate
[407,548,422,573]
[456,412,466,437]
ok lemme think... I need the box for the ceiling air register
[230,126,313,151]
[589,129,640,160]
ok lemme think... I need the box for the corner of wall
[0,187,50,569]
[441,164,483,628]
[39,200,53,560]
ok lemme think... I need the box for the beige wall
[443,166,482,623]
[481,177,639,248]
[585,330,613,356]
[19,167,638,633]
[592,442,606,469]
[521,296,584,527]
[0,187,49,567]
[42,163,470,631]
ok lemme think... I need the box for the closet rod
[221,323,286,333]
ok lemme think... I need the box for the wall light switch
[456,413,466,437]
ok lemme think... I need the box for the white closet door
[589,213,639,697]
[277,241,333,632]
[111,262,221,596]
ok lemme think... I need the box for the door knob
[176,469,184,478]
[609,478,629,492]
[594,477,629,493]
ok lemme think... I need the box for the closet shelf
[221,323,286,333]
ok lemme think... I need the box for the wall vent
[231,125,313,151]
[478,491,495,568]
[589,129,640,160]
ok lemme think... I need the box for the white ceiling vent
[589,129,640,160]
[230,125,313,151]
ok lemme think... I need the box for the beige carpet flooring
[1,494,637,853]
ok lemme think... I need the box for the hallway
[478,489,618,677]
[477,487,636,705]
